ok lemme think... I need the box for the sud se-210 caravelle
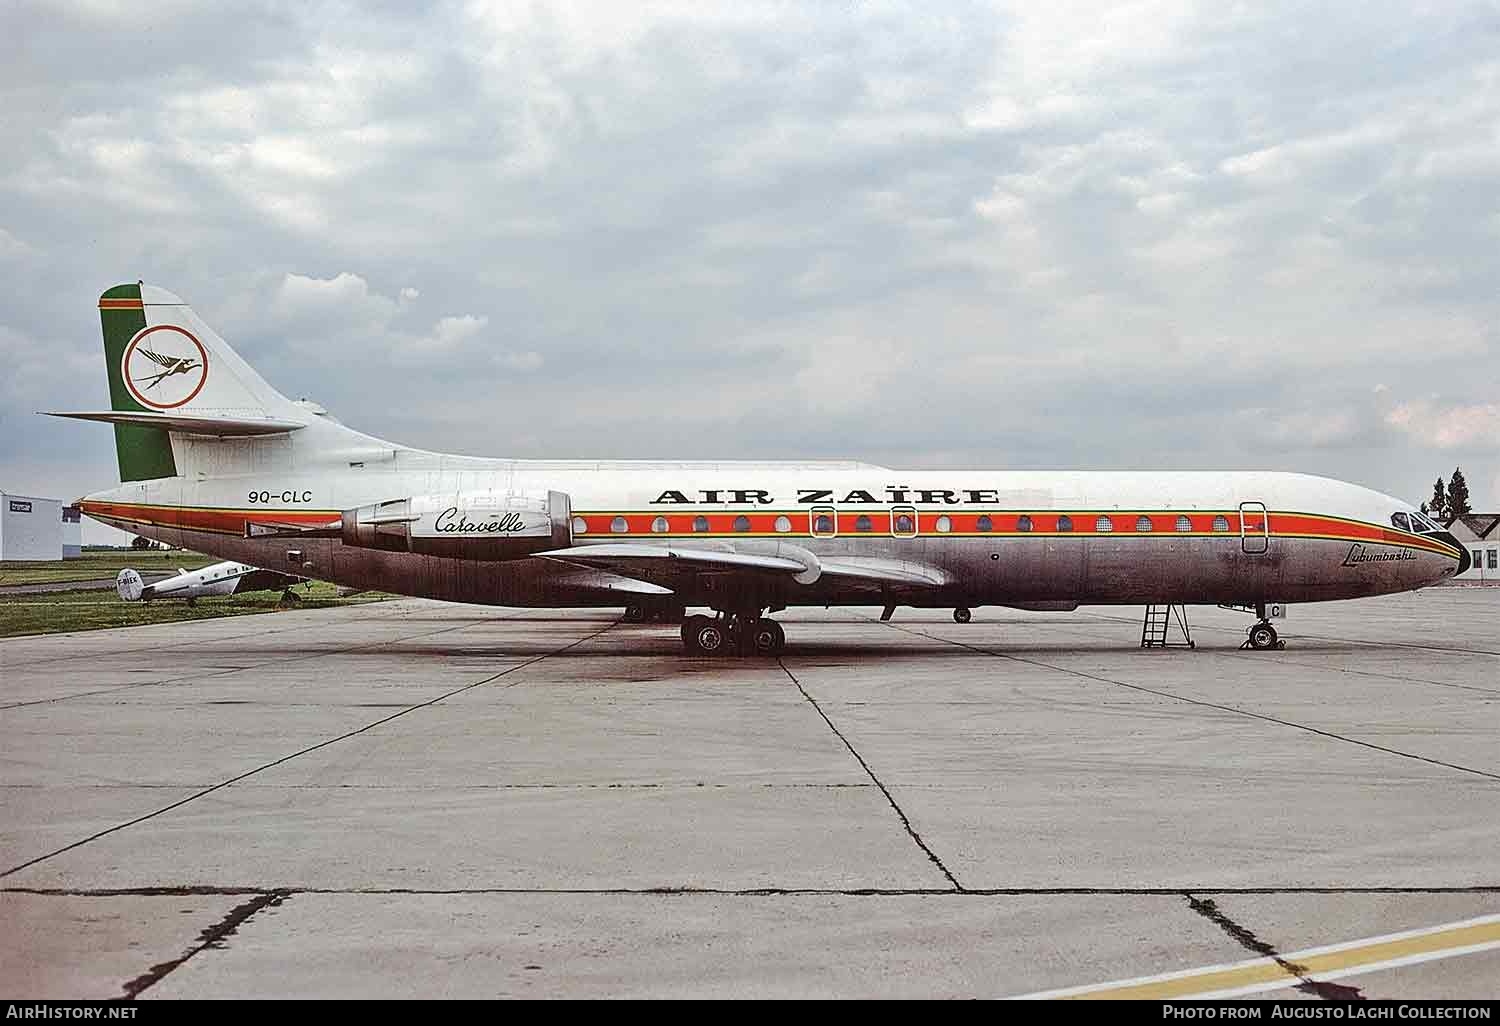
[53,283,1470,655]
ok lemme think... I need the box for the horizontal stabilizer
[45,410,306,436]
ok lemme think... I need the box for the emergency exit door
[1239,501,1269,554]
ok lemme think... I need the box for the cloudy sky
[3,1,1497,539]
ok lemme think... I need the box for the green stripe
[100,283,177,482]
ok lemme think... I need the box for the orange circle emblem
[121,325,209,410]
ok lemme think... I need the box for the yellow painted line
[1012,913,1500,1000]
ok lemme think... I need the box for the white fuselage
[83,413,1467,611]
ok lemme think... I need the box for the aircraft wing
[537,544,810,577]
[818,557,950,588]
[232,569,306,594]
[545,565,676,596]
[536,544,949,591]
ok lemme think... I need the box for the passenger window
[1017,515,1033,533]
[892,506,917,537]
[1175,515,1192,532]
[1212,515,1230,532]
[810,507,836,538]
[976,515,993,532]
[692,515,710,533]
[1135,516,1152,532]
[935,515,952,533]
[572,516,588,534]
[774,515,792,533]
[651,516,669,533]
[1096,516,1114,533]
[733,515,751,532]
[1056,515,1073,532]
[610,516,629,533]
[854,514,873,532]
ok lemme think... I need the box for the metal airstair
[1141,604,1195,648]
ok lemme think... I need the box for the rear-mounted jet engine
[340,490,572,560]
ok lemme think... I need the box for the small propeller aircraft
[115,561,305,605]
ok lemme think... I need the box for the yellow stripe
[1057,916,1500,1000]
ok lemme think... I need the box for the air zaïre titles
[652,487,1008,505]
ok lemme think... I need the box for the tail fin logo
[121,325,209,409]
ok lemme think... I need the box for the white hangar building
[0,491,63,562]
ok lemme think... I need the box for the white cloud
[416,314,489,350]
[1386,401,1500,449]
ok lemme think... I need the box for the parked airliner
[52,284,1468,655]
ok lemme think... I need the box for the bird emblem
[132,346,203,391]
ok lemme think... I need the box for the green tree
[1426,478,1448,520]
[1448,467,1472,519]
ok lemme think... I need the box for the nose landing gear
[1245,622,1283,650]
[1240,603,1285,650]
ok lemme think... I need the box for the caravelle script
[434,508,529,534]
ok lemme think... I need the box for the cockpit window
[1396,511,1444,535]
[1411,511,1444,534]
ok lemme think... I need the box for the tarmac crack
[0,621,617,880]
[1184,892,1365,1001]
[120,889,290,999]
[777,659,963,891]
[874,620,1500,784]
[8,884,1500,897]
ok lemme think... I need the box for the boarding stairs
[1141,604,1195,649]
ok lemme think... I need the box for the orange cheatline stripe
[98,299,145,309]
[80,500,340,537]
[77,501,1461,558]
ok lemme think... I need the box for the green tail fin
[99,283,178,482]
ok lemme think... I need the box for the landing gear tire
[953,607,972,624]
[693,618,729,657]
[681,614,712,652]
[751,619,785,656]
[279,590,301,606]
[623,605,645,623]
[1248,623,1280,651]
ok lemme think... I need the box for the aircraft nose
[1439,532,1470,575]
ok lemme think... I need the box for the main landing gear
[680,611,786,657]
[953,607,972,624]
